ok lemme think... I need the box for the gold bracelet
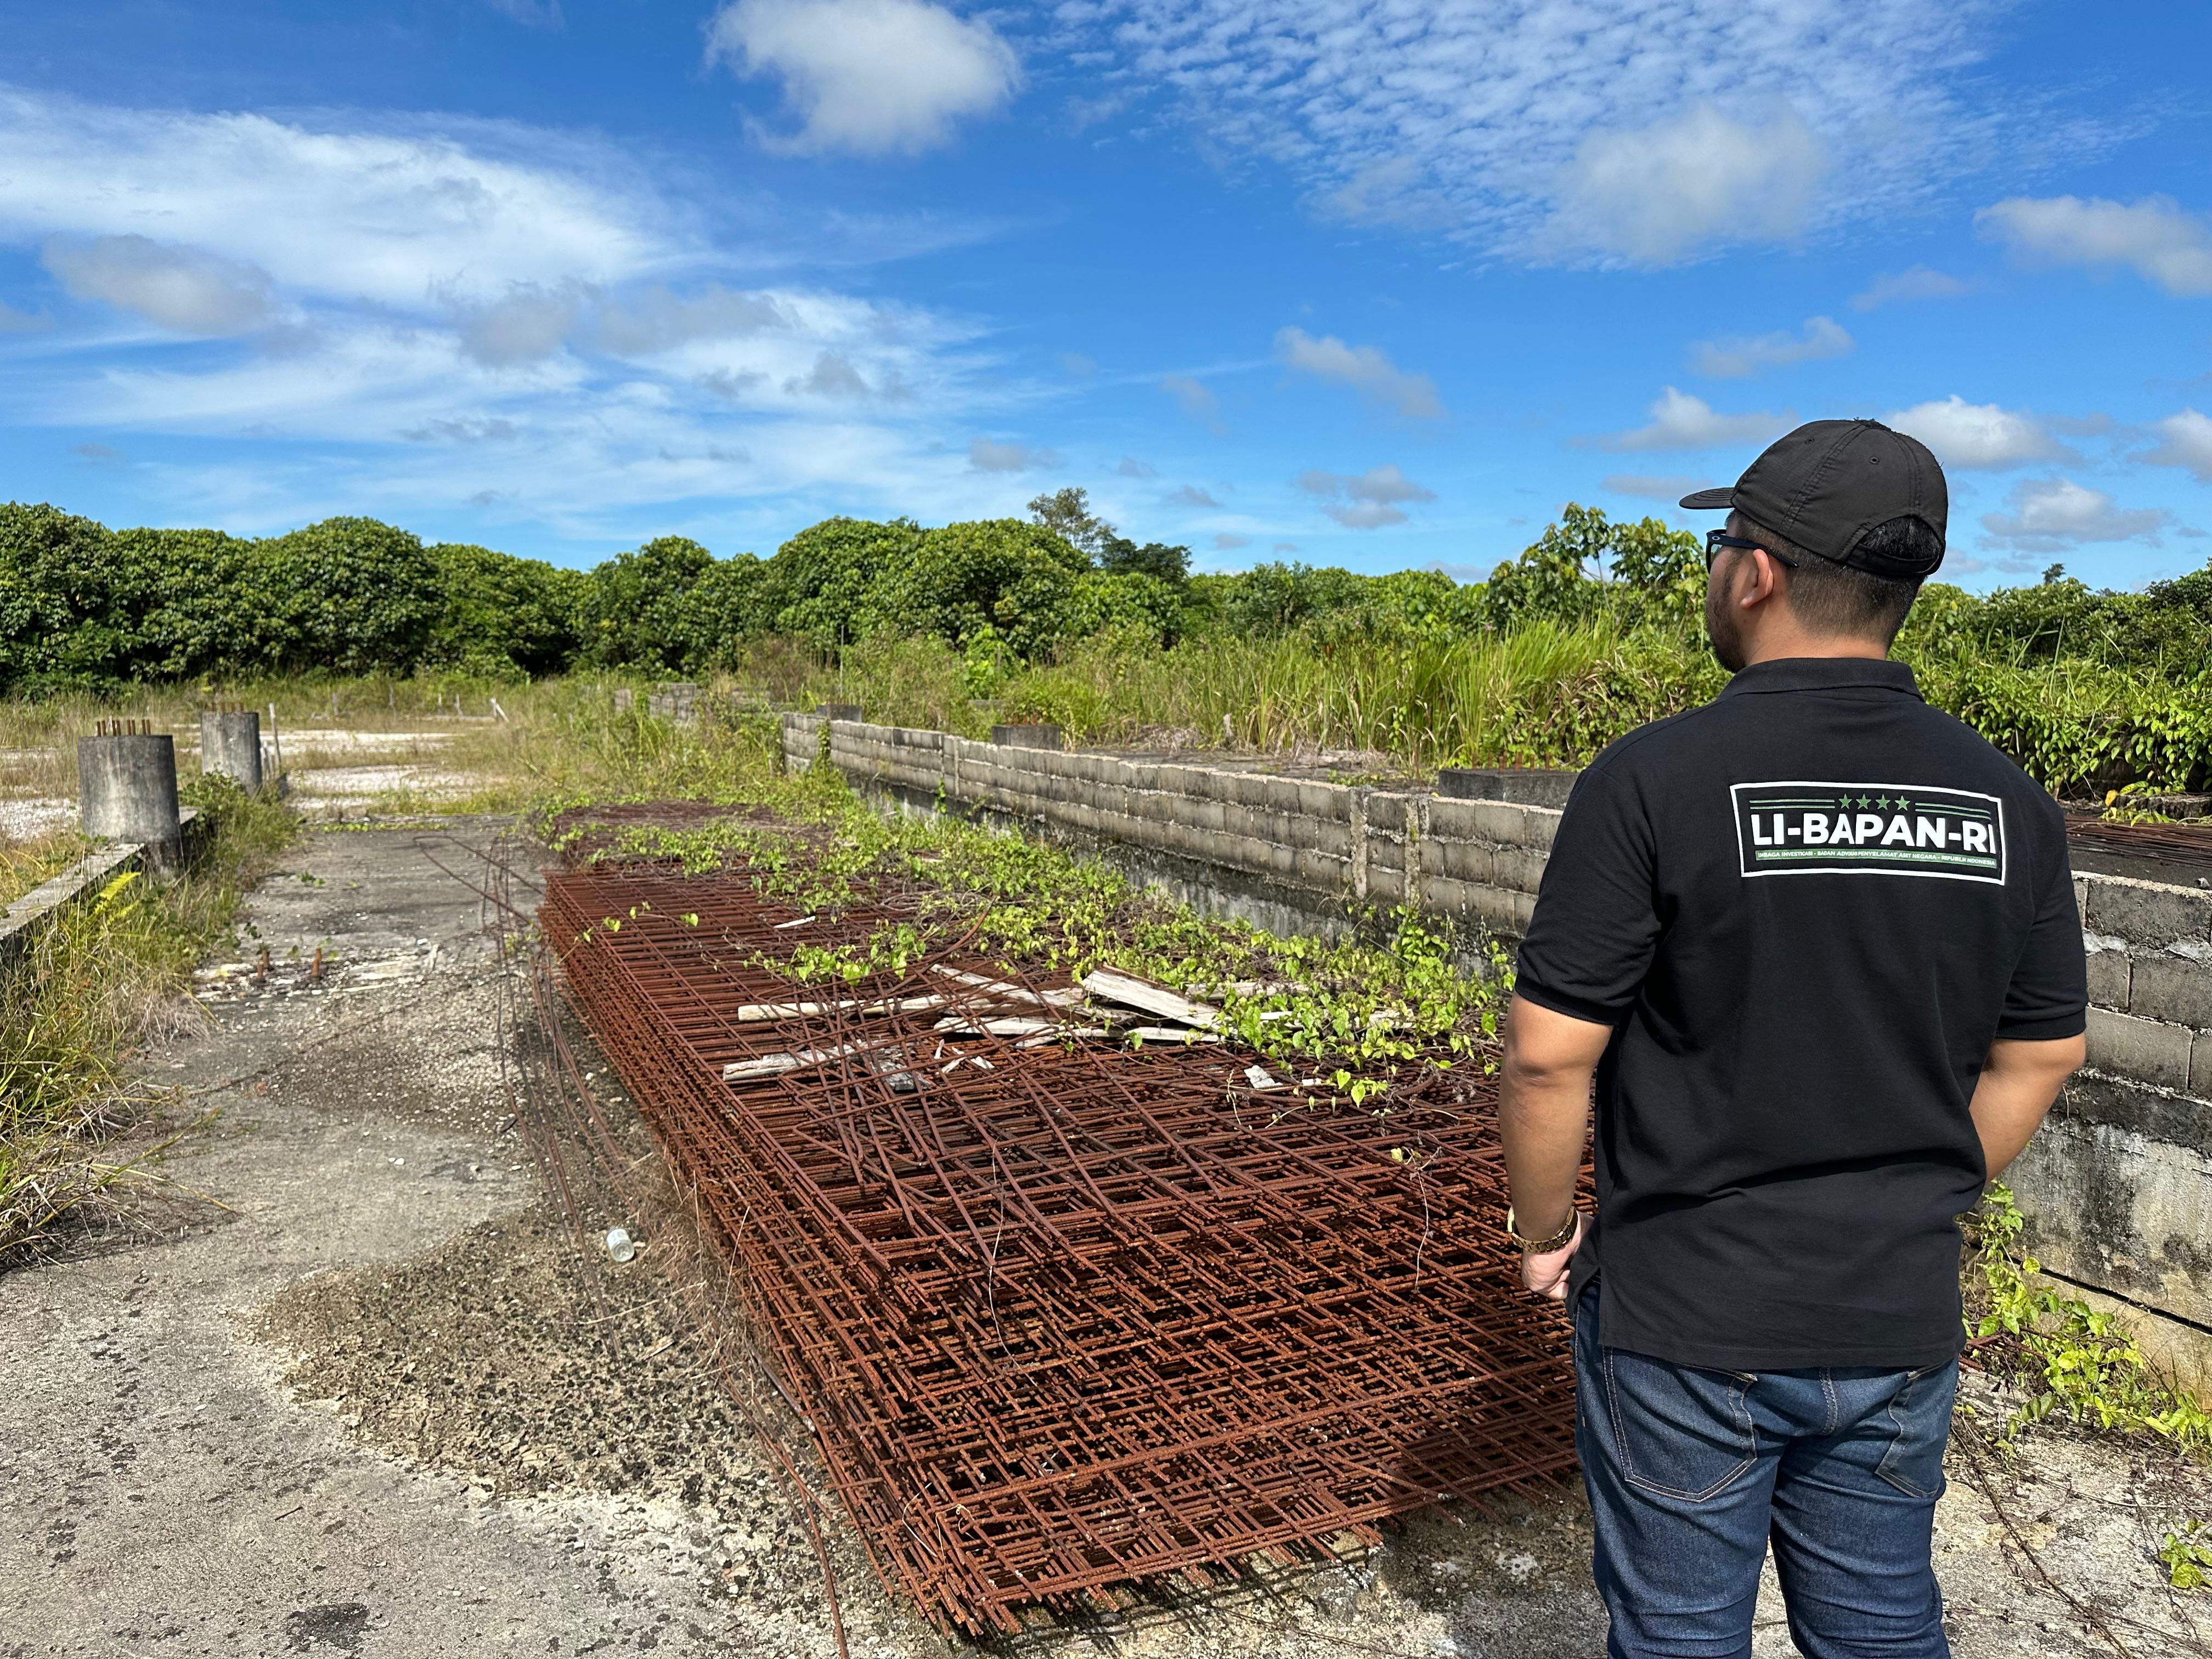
[1505,1205,1581,1254]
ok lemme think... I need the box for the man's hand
[1521,1211,1589,1301]
[1499,994,1611,1299]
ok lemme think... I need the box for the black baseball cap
[1680,419,1946,579]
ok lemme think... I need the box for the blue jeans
[1574,1285,1956,1658]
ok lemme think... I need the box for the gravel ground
[2,822,2208,1659]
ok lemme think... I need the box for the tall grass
[0,778,296,1261]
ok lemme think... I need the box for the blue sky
[1,0,2208,589]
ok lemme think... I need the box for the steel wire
[541,846,1577,1634]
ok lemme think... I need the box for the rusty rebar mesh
[541,853,1577,1635]
[2063,809,2212,862]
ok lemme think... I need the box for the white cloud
[2145,409,2212,484]
[1850,266,1972,311]
[1977,195,2212,297]
[0,297,52,332]
[42,234,274,335]
[0,90,679,311]
[1549,107,1828,266]
[595,287,790,354]
[1273,326,1444,419]
[1591,388,1791,453]
[1159,375,1216,419]
[1114,455,1156,477]
[1979,478,2175,552]
[0,89,1049,543]
[1297,464,1435,529]
[1167,484,1221,508]
[1882,396,2075,471]
[969,437,1052,472]
[1158,373,1227,433]
[1690,316,1852,380]
[451,283,585,366]
[1212,532,1248,550]
[1071,1,2017,264]
[706,0,1020,157]
[1602,473,1707,503]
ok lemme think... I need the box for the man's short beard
[1705,574,1747,673]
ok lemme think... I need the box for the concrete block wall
[788,714,2212,1353]
[2009,872,2212,1334]
[783,714,1558,941]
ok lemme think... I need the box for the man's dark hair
[1746,516,1933,646]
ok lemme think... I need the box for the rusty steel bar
[539,840,1577,1635]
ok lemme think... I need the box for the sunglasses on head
[1705,529,1799,570]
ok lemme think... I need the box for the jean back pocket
[1600,1347,1759,1503]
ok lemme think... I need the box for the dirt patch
[254,1204,763,1507]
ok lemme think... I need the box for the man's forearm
[1970,1034,2087,1176]
[1497,996,1609,1235]
[1499,1069,1591,1234]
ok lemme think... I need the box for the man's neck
[1740,629,1889,667]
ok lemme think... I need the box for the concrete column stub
[199,710,264,792]
[78,733,183,868]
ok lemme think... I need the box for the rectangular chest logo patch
[1730,782,2007,884]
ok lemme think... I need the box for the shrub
[857,518,1088,659]
[425,543,588,678]
[579,536,715,672]
[256,517,442,676]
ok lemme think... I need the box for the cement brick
[1156,764,1210,801]
[1454,882,1528,936]
[1437,839,1497,885]
[1367,866,1407,902]
[2082,874,2212,950]
[1293,847,1350,889]
[1420,874,1481,916]
[1260,777,1302,815]
[2191,1031,2212,1099]
[1424,797,1486,842]
[2130,951,2212,1030]
[2087,1006,2194,1092]
[1466,800,1543,846]
[1297,781,1350,820]
[1365,793,1414,833]
[1492,844,1551,895]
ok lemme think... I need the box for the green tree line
[6,489,2210,703]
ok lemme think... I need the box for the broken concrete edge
[779,713,2212,1376]
[0,807,202,981]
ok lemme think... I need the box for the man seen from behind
[1497,420,2088,1658]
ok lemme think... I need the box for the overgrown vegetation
[537,708,1510,1100]
[0,775,296,1259]
[1966,1182,2210,1453]
[10,487,2212,794]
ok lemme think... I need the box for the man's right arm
[1970,1035,2085,1177]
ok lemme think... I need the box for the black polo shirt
[1515,656,2086,1371]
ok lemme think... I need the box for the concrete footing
[199,710,264,792]
[78,733,183,868]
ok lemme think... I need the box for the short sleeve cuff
[1512,976,1627,1030]
[1994,1009,2088,1042]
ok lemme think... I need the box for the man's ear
[1739,549,1786,610]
